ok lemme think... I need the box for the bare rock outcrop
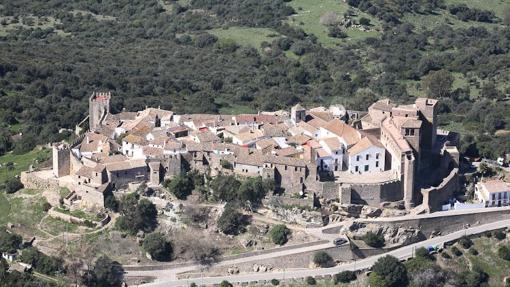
[345,222,423,246]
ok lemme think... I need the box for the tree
[359,17,371,25]
[312,251,333,267]
[334,270,357,283]
[217,203,245,235]
[0,230,22,253]
[369,255,408,287]
[93,256,124,287]
[116,194,158,234]
[498,245,510,261]
[219,280,232,287]
[493,230,506,240]
[305,276,316,285]
[269,224,291,245]
[362,232,385,248]
[4,177,23,194]
[143,232,172,261]
[458,236,473,249]
[422,70,454,98]
[165,174,194,200]
[19,247,65,276]
[210,175,241,202]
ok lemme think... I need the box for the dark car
[333,238,347,246]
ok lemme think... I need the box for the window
[285,165,288,170]
[410,129,415,136]
[300,177,303,183]
[366,154,369,160]
[376,161,379,168]
[356,155,360,161]
[376,153,380,159]
[364,165,369,172]
[355,166,359,172]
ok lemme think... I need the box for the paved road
[126,241,333,281]
[137,218,510,287]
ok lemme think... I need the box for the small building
[2,252,17,262]
[346,136,385,174]
[475,180,510,207]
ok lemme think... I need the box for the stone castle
[49,92,459,212]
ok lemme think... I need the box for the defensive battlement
[90,91,111,102]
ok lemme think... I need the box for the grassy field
[286,0,380,47]
[40,217,80,236]
[0,148,51,184]
[209,27,279,50]
[0,191,49,239]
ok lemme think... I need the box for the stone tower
[415,98,438,149]
[52,143,70,178]
[89,91,111,131]
[291,103,306,124]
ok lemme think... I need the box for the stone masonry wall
[20,171,59,191]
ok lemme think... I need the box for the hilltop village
[41,92,461,214]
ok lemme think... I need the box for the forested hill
[0,0,509,159]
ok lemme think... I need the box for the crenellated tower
[89,91,111,131]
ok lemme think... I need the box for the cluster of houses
[49,92,465,211]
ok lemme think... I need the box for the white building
[346,136,385,174]
[316,137,344,172]
[475,180,510,207]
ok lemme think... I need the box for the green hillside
[0,0,509,159]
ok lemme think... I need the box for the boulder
[360,206,382,218]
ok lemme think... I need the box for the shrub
[458,236,473,249]
[312,251,333,267]
[305,276,316,285]
[369,255,408,287]
[498,246,510,261]
[143,232,172,261]
[164,174,194,200]
[451,246,462,257]
[220,159,233,170]
[359,17,371,25]
[269,224,291,245]
[441,252,451,259]
[271,278,280,285]
[334,270,357,283]
[219,280,232,287]
[493,230,506,240]
[42,202,52,212]
[362,232,385,248]
[4,177,23,194]
[415,247,430,259]
[468,248,478,255]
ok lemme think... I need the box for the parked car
[333,238,347,246]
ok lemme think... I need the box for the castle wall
[421,168,459,212]
[108,166,149,189]
[349,180,402,206]
[20,171,60,191]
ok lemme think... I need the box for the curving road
[135,218,510,286]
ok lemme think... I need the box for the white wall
[122,141,145,159]
[347,146,385,174]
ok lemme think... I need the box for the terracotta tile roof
[123,133,147,145]
[296,121,318,134]
[234,114,282,125]
[264,154,306,167]
[256,138,278,150]
[316,148,329,158]
[76,164,104,178]
[275,147,301,157]
[261,123,289,137]
[307,118,328,129]
[80,132,110,153]
[142,146,164,157]
[479,180,510,193]
[98,154,128,163]
[370,99,395,112]
[391,116,422,129]
[323,119,361,146]
[194,131,221,143]
[348,136,384,155]
[105,159,146,172]
[382,118,412,153]
[287,135,311,146]
[308,111,334,122]
[321,137,343,151]
[234,130,264,143]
